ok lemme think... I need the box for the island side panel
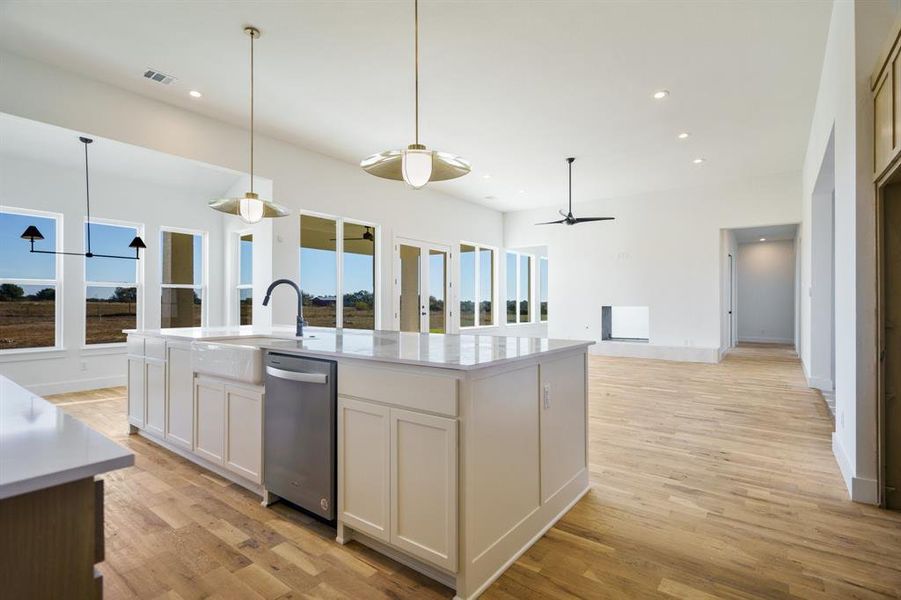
[458,349,590,599]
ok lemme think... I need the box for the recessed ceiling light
[759,237,766,242]
[518,189,525,194]
[653,90,669,100]
[189,90,202,98]
[482,174,491,179]
[678,132,690,139]
[693,157,705,164]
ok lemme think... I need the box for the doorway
[881,181,901,509]
[394,238,451,334]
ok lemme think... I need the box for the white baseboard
[832,433,853,498]
[806,375,834,392]
[24,375,126,397]
[737,336,795,345]
[830,433,876,504]
[590,342,719,364]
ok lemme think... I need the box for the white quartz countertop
[0,376,134,500]
[127,326,593,371]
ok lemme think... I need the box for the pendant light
[21,136,146,260]
[209,26,289,223]
[360,0,470,188]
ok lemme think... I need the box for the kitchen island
[0,375,134,598]
[124,327,591,600]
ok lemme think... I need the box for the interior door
[884,184,901,509]
[395,240,451,333]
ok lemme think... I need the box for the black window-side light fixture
[20,136,146,260]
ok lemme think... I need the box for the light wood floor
[47,345,901,599]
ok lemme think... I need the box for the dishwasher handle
[266,365,329,384]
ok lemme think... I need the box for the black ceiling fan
[331,226,374,242]
[536,157,615,226]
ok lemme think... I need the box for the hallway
[47,346,901,599]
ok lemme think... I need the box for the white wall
[799,0,899,504]
[0,51,548,393]
[504,172,801,363]
[0,153,237,394]
[736,240,796,344]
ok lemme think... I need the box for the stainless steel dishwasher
[263,352,337,521]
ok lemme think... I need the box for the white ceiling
[0,113,244,195]
[0,1,831,212]
[733,223,798,244]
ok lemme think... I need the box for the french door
[394,239,451,333]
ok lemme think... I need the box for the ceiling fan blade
[535,219,568,225]
[559,209,568,218]
[571,217,615,223]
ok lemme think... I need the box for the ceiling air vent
[143,68,177,85]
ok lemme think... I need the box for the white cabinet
[127,356,145,428]
[539,354,587,504]
[194,378,225,464]
[339,397,457,570]
[225,386,262,484]
[166,344,194,450]
[145,359,166,437]
[339,398,391,542]
[390,408,457,571]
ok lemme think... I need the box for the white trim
[832,433,853,498]
[1,205,63,350]
[737,335,795,345]
[299,210,380,330]
[459,241,498,329]
[159,226,208,327]
[538,256,549,323]
[0,347,67,362]
[504,250,536,325]
[24,374,127,397]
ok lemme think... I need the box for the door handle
[266,366,328,384]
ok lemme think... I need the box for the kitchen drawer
[338,363,458,417]
[145,336,167,361]
[126,335,145,357]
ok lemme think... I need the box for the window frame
[159,225,208,329]
[0,206,64,354]
[235,230,253,327]
[539,256,549,323]
[82,217,144,348]
[459,241,497,329]
[299,210,380,330]
[505,250,536,325]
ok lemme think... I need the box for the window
[299,213,377,330]
[160,229,205,328]
[506,251,533,324]
[0,208,61,350]
[460,243,495,328]
[539,257,548,322]
[238,233,253,326]
[601,306,649,342]
[85,220,141,345]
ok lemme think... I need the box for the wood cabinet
[144,359,166,438]
[166,344,194,450]
[194,378,225,464]
[873,29,901,176]
[127,356,145,428]
[338,397,391,541]
[225,385,263,484]
[389,408,457,571]
[338,396,457,570]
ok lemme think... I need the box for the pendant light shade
[360,0,470,188]
[210,26,289,221]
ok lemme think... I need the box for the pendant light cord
[568,159,572,215]
[414,0,419,145]
[85,140,92,253]
[250,28,255,195]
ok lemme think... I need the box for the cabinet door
[875,68,894,174]
[127,357,145,428]
[539,354,587,504]
[194,380,225,464]
[389,408,457,571]
[225,385,262,483]
[338,397,390,542]
[145,360,166,437]
[166,345,194,449]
